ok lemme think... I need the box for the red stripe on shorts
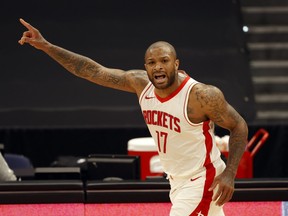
[189,121,216,216]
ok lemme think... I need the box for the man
[18,18,248,216]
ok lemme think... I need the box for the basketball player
[18,18,248,216]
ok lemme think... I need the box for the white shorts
[168,159,226,216]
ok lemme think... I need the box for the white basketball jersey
[139,72,221,177]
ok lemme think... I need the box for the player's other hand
[208,169,235,206]
[18,18,48,50]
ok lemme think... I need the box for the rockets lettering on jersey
[142,110,181,133]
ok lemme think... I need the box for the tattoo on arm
[50,46,98,78]
[195,86,227,124]
[226,120,248,175]
[99,72,126,86]
[196,85,248,175]
[47,45,126,87]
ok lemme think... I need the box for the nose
[153,62,162,71]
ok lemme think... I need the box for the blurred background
[0,0,287,178]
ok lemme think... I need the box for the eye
[147,61,155,66]
[162,58,169,63]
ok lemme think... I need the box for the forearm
[226,118,248,176]
[42,42,102,80]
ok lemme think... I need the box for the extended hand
[208,169,235,206]
[18,18,47,50]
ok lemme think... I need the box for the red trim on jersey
[189,121,216,216]
[139,82,153,104]
[183,82,193,124]
[183,82,201,126]
[155,76,190,103]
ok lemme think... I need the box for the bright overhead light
[243,26,249,32]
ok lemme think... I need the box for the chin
[153,82,168,89]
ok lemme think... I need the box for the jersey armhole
[183,82,203,126]
[139,82,153,104]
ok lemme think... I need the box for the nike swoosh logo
[190,176,201,181]
[145,96,155,99]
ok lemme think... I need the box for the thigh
[169,177,205,216]
[169,178,225,216]
[169,162,226,216]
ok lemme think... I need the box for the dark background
[0,0,255,127]
[0,0,286,178]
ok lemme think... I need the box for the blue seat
[4,153,34,179]
[4,154,33,169]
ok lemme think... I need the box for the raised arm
[188,83,248,206]
[18,18,148,94]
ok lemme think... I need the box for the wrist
[41,40,52,52]
[224,166,237,178]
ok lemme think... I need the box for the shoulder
[126,69,150,95]
[187,83,227,123]
[191,83,225,104]
[190,83,247,131]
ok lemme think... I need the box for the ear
[175,59,180,70]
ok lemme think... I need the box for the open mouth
[155,75,166,80]
[154,74,167,83]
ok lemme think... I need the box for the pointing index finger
[19,18,34,31]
